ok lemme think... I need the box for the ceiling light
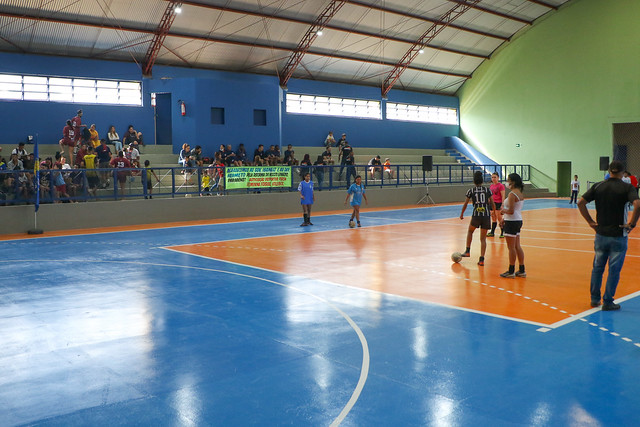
[418,49,424,54]
[316,30,323,36]
[174,5,182,14]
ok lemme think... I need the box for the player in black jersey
[459,171,496,266]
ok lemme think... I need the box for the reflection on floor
[1,199,639,425]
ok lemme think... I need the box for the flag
[34,134,39,213]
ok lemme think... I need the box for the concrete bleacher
[31,143,553,197]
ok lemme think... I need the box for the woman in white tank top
[499,173,526,278]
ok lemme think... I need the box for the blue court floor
[1,199,639,426]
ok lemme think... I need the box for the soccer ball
[349,220,356,228]
[451,252,462,263]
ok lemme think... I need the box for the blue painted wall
[283,79,459,149]
[0,52,459,159]
[0,52,153,148]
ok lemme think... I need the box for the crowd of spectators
[0,122,401,204]
[0,109,154,204]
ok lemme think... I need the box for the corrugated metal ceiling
[0,0,573,95]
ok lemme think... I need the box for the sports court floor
[2,198,639,425]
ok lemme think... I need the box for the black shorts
[494,202,502,210]
[87,175,100,188]
[470,216,491,229]
[503,220,523,236]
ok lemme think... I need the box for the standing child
[460,171,495,266]
[345,175,368,227]
[570,174,580,204]
[298,172,315,226]
[143,160,159,199]
[488,172,506,237]
[500,173,526,278]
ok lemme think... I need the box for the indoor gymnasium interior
[1,0,639,425]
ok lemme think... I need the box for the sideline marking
[0,257,370,426]
[160,249,369,427]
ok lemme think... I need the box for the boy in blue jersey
[345,175,368,227]
[298,172,314,226]
[460,171,496,266]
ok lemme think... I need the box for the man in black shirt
[578,160,640,310]
[338,141,352,180]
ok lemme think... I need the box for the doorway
[155,93,172,146]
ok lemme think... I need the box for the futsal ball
[349,220,356,228]
[451,252,462,263]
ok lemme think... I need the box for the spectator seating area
[0,143,551,204]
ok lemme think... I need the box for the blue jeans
[590,234,628,304]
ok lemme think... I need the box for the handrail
[0,163,530,205]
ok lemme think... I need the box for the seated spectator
[89,124,100,148]
[11,142,29,162]
[266,145,279,166]
[137,132,145,148]
[218,144,227,162]
[126,143,141,170]
[224,144,240,167]
[39,162,52,201]
[23,153,35,172]
[253,144,267,166]
[286,150,298,166]
[283,144,294,164]
[122,125,139,151]
[6,153,23,171]
[178,143,190,167]
[383,158,394,179]
[300,154,312,178]
[107,125,122,152]
[191,145,204,167]
[322,146,334,165]
[67,165,84,199]
[272,145,282,164]
[368,155,382,179]
[75,142,89,168]
[324,131,336,148]
[236,143,248,165]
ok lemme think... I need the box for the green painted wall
[458,0,640,192]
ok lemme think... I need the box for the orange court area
[170,207,640,327]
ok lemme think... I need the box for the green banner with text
[225,166,292,190]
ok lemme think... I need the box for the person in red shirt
[629,171,638,194]
[71,109,86,145]
[60,120,76,166]
[109,150,132,198]
[75,143,88,168]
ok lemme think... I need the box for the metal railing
[0,163,530,205]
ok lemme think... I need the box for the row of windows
[0,74,142,106]
[285,93,458,125]
[0,74,457,125]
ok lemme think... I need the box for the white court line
[159,249,369,427]
[0,257,369,427]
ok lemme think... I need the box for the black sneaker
[461,252,470,257]
[590,300,600,308]
[500,271,515,278]
[308,221,314,226]
[300,222,308,227]
[602,303,621,311]
[515,271,526,278]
